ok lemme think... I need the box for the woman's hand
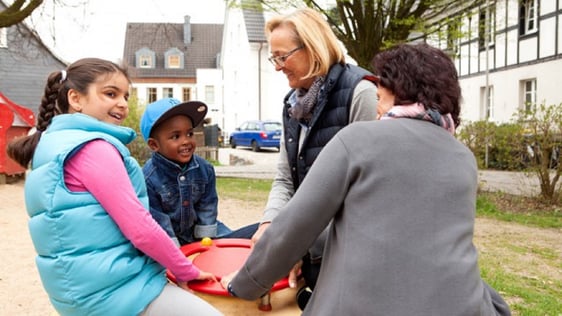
[251,222,270,245]
[288,260,302,288]
[220,270,238,289]
[251,222,300,288]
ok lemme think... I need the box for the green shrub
[122,96,151,166]
[513,103,562,203]
[459,103,562,204]
[459,121,531,171]
[487,123,528,170]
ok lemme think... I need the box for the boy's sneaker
[296,286,312,310]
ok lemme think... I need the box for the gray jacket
[231,119,510,315]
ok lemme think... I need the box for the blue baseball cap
[140,98,208,141]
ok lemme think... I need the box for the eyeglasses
[268,46,303,67]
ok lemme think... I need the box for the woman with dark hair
[221,43,511,316]
[373,42,461,126]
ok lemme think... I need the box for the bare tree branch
[0,0,44,28]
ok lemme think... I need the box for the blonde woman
[250,8,378,309]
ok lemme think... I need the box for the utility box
[0,93,35,183]
[204,124,221,147]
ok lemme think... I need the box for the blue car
[229,120,282,152]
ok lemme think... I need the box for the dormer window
[165,48,184,69]
[135,48,155,68]
[139,55,152,67]
[168,55,181,68]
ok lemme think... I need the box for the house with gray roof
[121,1,289,135]
[122,16,224,126]
[0,0,68,114]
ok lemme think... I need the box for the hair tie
[60,70,67,84]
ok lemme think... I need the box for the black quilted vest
[283,63,375,190]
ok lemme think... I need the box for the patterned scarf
[380,102,456,135]
[289,76,325,124]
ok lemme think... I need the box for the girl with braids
[7,58,222,316]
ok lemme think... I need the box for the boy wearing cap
[140,98,258,246]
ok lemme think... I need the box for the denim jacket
[143,152,229,245]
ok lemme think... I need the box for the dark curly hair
[370,43,462,127]
[7,58,130,168]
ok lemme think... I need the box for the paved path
[215,148,553,197]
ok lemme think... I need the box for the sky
[25,0,226,63]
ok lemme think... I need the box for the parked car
[229,120,282,152]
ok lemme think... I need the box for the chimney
[184,15,192,45]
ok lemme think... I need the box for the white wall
[456,0,562,124]
[460,58,562,123]
[221,6,288,134]
[196,68,223,127]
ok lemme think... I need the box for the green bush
[457,120,527,170]
[459,121,532,171]
[487,123,528,170]
[459,103,562,204]
[458,120,496,169]
[122,96,151,166]
[513,103,562,203]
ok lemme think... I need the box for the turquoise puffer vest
[25,113,166,316]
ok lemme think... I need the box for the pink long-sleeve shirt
[64,139,200,282]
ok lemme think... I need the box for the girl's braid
[36,71,64,132]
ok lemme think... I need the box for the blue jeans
[217,222,259,239]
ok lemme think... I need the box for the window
[136,48,155,68]
[238,122,249,130]
[0,28,7,48]
[163,87,173,98]
[478,5,495,50]
[481,86,494,119]
[263,122,282,131]
[182,88,191,102]
[522,79,537,111]
[519,0,538,36]
[246,122,258,131]
[168,55,181,68]
[165,48,184,69]
[147,88,157,103]
[139,55,153,68]
[205,85,215,104]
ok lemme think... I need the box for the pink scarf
[380,103,456,135]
